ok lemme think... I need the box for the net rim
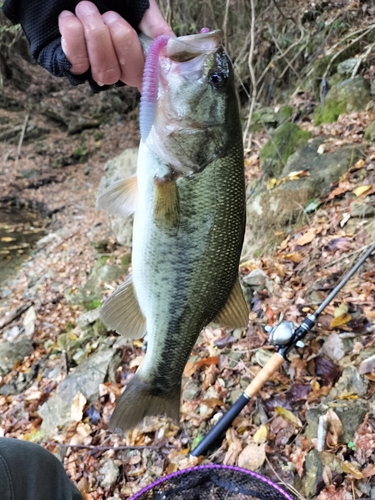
[129,464,294,500]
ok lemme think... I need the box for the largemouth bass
[97,29,248,433]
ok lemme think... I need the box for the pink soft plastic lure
[139,35,170,142]
[139,29,211,142]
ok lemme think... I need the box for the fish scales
[97,29,249,432]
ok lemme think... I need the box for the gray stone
[321,333,345,362]
[330,366,369,398]
[0,338,33,375]
[183,382,201,401]
[230,388,243,405]
[76,309,101,329]
[243,140,364,258]
[99,459,120,488]
[315,76,371,125]
[305,399,369,444]
[259,123,311,178]
[39,348,118,436]
[350,200,375,218]
[303,450,323,497]
[97,148,138,246]
[337,58,359,75]
[242,269,266,290]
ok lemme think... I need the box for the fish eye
[208,71,228,91]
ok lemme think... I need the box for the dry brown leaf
[289,447,307,477]
[326,409,343,447]
[296,228,316,246]
[253,424,268,444]
[356,433,375,450]
[70,391,87,423]
[282,252,305,263]
[223,428,242,466]
[317,485,345,500]
[330,313,351,328]
[184,356,220,377]
[340,460,363,479]
[274,406,302,428]
[362,463,375,477]
[237,442,266,471]
[353,185,372,197]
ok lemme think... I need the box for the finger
[75,1,121,86]
[102,11,145,89]
[139,0,175,39]
[58,10,89,75]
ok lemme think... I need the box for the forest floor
[0,50,375,500]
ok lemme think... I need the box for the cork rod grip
[244,352,285,398]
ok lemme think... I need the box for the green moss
[364,121,375,142]
[85,299,102,310]
[259,123,311,178]
[314,100,347,125]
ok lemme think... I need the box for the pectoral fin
[154,178,180,230]
[212,278,249,328]
[96,176,137,216]
[100,273,146,338]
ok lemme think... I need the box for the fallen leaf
[290,447,307,477]
[353,185,372,197]
[274,406,302,428]
[296,228,316,246]
[1,236,14,242]
[350,158,365,171]
[316,485,345,500]
[200,398,223,408]
[223,428,242,466]
[267,178,278,190]
[71,391,87,423]
[282,252,304,263]
[317,144,325,154]
[253,424,268,444]
[237,442,266,471]
[330,313,351,328]
[184,356,220,377]
[362,463,375,477]
[326,409,343,447]
[315,356,341,385]
[358,354,375,375]
[340,461,363,479]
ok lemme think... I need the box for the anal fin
[96,175,137,216]
[100,272,146,338]
[212,278,249,328]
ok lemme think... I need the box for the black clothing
[0,438,83,500]
[2,0,150,91]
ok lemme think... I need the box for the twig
[222,0,230,51]
[351,43,374,78]
[48,442,172,451]
[265,455,307,500]
[242,0,256,148]
[15,113,29,164]
[323,242,375,268]
[0,301,33,329]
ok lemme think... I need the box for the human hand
[58,0,174,90]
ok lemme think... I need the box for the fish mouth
[165,30,223,62]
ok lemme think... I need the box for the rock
[330,366,368,398]
[243,140,364,258]
[183,382,201,401]
[76,309,101,329]
[250,105,293,132]
[302,450,322,497]
[99,459,120,488]
[242,269,266,290]
[359,354,375,375]
[305,399,369,444]
[97,148,138,246]
[0,338,33,375]
[364,120,375,142]
[315,76,371,125]
[23,306,36,337]
[230,389,243,405]
[321,333,345,362]
[65,256,130,307]
[259,123,311,178]
[39,348,118,437]
[350,200,375,218]
[337,58,359,75]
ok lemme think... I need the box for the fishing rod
[190,240,375,457]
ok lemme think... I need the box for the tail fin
[109,374,181,433]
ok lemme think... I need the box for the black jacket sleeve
[2,0,150,92]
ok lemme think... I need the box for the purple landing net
[130,464,294,500]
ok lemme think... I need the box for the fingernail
[59,10,74,18]
[103,11,121,24]
[76,1,98,15]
